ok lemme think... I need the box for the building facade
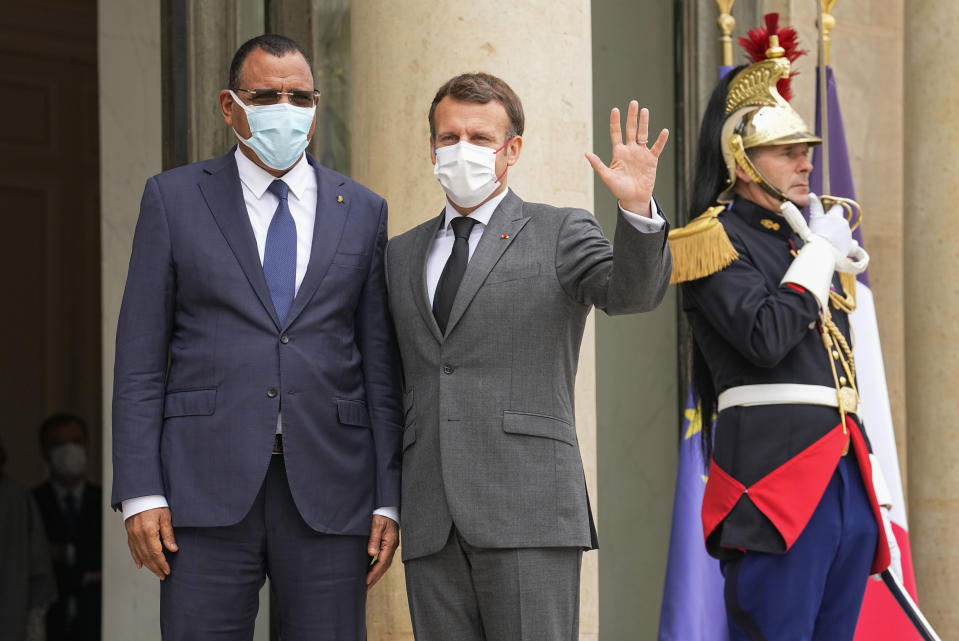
[1,0,954,639]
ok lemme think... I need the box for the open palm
[586,101,668,216]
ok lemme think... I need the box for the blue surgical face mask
[230,90,315,170]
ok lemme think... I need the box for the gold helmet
[718,36,821,203]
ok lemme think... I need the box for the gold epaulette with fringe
[668,205,739,283]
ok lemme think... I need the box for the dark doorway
[0,3,102,639]
[0,2,102,483]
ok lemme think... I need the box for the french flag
[811,64,922,641]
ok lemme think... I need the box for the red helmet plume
[738,13,807,102]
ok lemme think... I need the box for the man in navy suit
[112,34,403,641]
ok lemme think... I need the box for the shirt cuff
[121,495,169,521]
[373,506,399,525]
[619,198,666,233]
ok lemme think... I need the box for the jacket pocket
[163,388,216,418]
[486,263,541,284]
[502,411,576,446]
[336,398,371,428]
[331,251,370,270]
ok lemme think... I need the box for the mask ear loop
[493,137,513,183]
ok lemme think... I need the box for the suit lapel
[198,152,279,328]
[409,212,445,343]
[444,191,530,336]
[284,156,350,329]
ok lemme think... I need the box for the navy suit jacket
[111,149,403,536]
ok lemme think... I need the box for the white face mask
[49,442,87,477]
[433,139,511,209]
[230,90,315,171]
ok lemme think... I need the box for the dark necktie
[63,493,79,538]
[433,216,478,334]
[263,180,297,325]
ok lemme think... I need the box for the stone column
[99,3,164,639]
[350,2,597,639]
[183,0,265,163]
[904,1,959,635]
[269,0,352,175]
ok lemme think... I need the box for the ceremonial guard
[670,24,900,641]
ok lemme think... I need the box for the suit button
[280,334,290,344]
[267,387,278,398]
[442,364,454,375]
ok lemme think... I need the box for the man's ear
[219,90,236,126]
[504,135,523,166]
[429,137,437,165]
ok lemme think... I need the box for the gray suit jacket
[385,190,671,561]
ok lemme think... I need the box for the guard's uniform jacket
[681,197,889,572]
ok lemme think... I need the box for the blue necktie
[263,180,297,325]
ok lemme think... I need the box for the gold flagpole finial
[716,0,736,67]
[820,0,838,65]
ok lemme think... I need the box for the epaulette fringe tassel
[668,206,739,284]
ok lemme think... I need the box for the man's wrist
[619,197,665,233]
[619,199,653,218]
[373,506,399,524]
[122,495,169,521]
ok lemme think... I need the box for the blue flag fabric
[810,66,868,286]
[657,392,728,641]
[810,63,922,641]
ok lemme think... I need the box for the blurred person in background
[0,434,57,641]
[32,413,101,641]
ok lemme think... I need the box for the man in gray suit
[385,73,672,641]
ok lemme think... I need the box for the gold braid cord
[791,247,859,451]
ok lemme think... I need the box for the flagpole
[716,0,736,67]
[817,0,837,194]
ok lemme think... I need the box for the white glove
[807,193,853,257]
[872,506,903,584]
[780,235,834,309]
[781,199,870,277]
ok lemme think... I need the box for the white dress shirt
[123,150,398,524]
[426,188,666,303]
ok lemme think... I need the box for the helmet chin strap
[729,133,789,205]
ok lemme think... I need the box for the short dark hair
[39,412,88,452]
[228,34,313,89]
[428,73,525,141]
